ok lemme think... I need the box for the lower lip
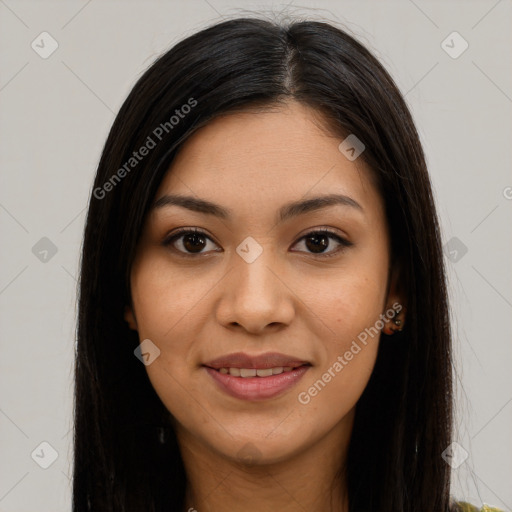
[204,366,310,401]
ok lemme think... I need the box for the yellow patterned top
[455,501,506,512]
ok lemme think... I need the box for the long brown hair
[74,16,453,511]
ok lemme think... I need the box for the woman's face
[126,100,402,466]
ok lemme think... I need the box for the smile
[216,366,301,377]
[204,364,310,401]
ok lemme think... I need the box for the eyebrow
[151,193,363,223]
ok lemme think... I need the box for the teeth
[216,366,300,377]
[256,368,273,377]
[240,368,257,377]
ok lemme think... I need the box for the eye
[162,228,220,256]
[291,228,353,258]
[162,227,353,258]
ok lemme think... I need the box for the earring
[383,315,405,335]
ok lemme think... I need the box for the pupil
[184,233,206,252]
[306,233,328,253]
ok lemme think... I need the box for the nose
[215,248,295,334]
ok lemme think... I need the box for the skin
[125,100,405,512]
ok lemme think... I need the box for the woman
[73,15,503,512]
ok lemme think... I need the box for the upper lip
[203,352,311,369]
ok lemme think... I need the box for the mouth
[207,364,310,377]
[202,353,312,401]
[203,351,311,371]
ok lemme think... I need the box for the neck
[177,411,353,512]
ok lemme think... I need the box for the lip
[204,365,310,401]
[203,351,310,369]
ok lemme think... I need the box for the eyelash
[162,227,353,259]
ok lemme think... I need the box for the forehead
[155,101,382,221]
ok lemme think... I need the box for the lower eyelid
[291,232,352,256]
[164,230,217,253]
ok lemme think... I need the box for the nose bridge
[233,240,281,304]
[217,238,294,331]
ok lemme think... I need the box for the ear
[124,304,138,331]
[381,262,407,335]
[385,261,407,314]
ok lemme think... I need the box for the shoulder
[453,501,506,512]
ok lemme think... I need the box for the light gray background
[0,1,510,510]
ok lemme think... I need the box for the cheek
[296,283,383,424]
[297,258,387,400]
[303,260,388,344]
[130,255,217,341]
[129,257,220,411]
